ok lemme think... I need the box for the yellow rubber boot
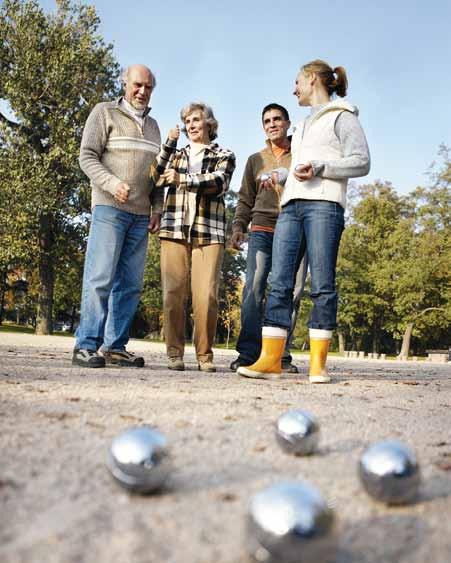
[309,336,331,383]
[237,327,287,379]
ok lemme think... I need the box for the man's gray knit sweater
[79,98,162,216]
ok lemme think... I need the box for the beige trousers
[160,239,224,362]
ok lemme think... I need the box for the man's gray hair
[121,65,157,89]
[180,102,219,141]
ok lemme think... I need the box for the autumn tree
[337,182,407,352]
[214,191,245,345]
[337,152,450,356]
[137,235,164,338]
[388,146,451,355]
[0,0,120,333]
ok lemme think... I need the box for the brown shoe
[198,361,216,373]
[168,357,185,371]
[102,349,144,367]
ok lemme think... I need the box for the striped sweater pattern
[79,99,162,216]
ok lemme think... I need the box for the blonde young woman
[238,60,370,383]
[150,102,235,372]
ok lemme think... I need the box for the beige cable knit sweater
[79,99,162,216]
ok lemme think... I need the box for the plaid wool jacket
[150,137,236,245]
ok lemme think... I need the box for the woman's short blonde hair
[180,102,219,141]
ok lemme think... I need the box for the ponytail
[302,60,348,98]
[332,66,348,97]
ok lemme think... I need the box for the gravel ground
[1,332,450,563]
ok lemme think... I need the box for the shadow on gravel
[338,514,427,563]
[419,473,451,503]
[165,462,278,496]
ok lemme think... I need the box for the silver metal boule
[260,173,271,182]
[295,164,303,171]
[246,481,337,563]
[106,426,170,493]
[359,440,420,505]
[275,409,320,456]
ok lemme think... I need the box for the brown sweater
[232,139,291,233]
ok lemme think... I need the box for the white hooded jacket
[281,100,369,209]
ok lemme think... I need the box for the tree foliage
[337,148,451,355]
[216,191,246,345]
[0,0,120,333]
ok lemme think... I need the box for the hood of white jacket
[310,100,359,125]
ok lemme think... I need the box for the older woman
[238,60,370,383]
[151,102,236,372]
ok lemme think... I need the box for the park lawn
[0,323,74,337]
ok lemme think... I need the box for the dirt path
[1,333,450,563]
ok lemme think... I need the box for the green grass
[0,323,35,334]
[0,323,74,336]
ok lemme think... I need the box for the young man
[230,103,307,372]
[73,64,162,368]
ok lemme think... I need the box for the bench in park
[425,350,450,363]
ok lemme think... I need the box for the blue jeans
[75,205,149,351]
[265,200,344,331]
[236,230,308,363]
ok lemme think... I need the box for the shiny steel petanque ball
[106,426,171,494]
[359,440,420,505]
[275,409,320,456]
[246,481,337,563]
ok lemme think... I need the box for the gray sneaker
[168,357,185,371]
[72,349,105,368]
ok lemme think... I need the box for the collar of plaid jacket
[181,141,220,154]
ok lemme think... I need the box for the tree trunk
[0,269,7,325]
[337,331,345,355]
[226,323,230,349]
[372,330,379,354]
[400,322,414,358]
[36,214,54,335]
[70,305,76,332]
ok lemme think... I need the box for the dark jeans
[265,199,344,331]
[236,230,308,364]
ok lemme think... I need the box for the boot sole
[309,375,331,383]
[106,360,144,368]
[72,358,105,368]
[237,367,281,380]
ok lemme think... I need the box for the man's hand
[260,171,280,191]
[114,182,130,203]
[148,213,161,234]
[231,231,246,250]
[162,169,180,186]
[168,124,180,141]
[293,163,314,182]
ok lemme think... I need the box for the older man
[230,103,308,373]
[73,64,162,368]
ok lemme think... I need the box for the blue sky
[4,0,451,194]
